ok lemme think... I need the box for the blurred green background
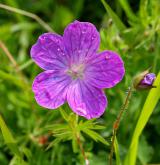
[0,0,160,164]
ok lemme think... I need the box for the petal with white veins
[32,70,72,109]
[67,80,107,119]
[85,50,125,88]
[31,33,68,70]
[63,20,100,63]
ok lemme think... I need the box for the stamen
[67,64,85,79]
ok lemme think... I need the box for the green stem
[76,115,89,165]
[76,131,89,165]
[109,86,133,165]
[59,108,89,165]
[0,3,54,32]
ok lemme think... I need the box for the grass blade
[101,0,126,32]
[119,0,139,23]
[0,3,54,32]
[0,115,21,157]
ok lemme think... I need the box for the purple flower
[31,21,125,119]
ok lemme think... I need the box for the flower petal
[85,51,125,88]
[32,70,72,109]
[67,80,107,119]
[63,20,100,63]
[31,33,68,70]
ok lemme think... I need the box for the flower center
[67,64,85,79]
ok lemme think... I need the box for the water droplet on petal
[91,35,96,41]
[40,36,46,43]
[106,55,110,59]
[82,28,87,34]
[57,48,60,51]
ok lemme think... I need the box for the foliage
[0,0,160,164]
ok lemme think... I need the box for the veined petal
[32,70,72,109]
[31,33,68,70]
[67,80,107,119]
[85,51,125,88]
[63,20,100,63]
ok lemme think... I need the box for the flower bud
[133,70,156,90]
[38,135,48,146]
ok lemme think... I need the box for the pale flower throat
[67,63,85,79]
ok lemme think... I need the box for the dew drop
[57,48,60,51]
[106,55,110,60]
[91,35,96,41]
[40,36,46,43]
[82,29,87,34]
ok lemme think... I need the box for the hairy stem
[74,115,89,165]
[0,3,54,32]
[76,132,89,165]
[59,108,89,165]
[109,86,133,165]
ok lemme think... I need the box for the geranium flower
[31,21,125,119]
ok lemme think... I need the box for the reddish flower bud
[38,136,48,145]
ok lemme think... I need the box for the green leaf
[46,137,63,150]
[72,137,78,153]
[124,72,160,165]
[139,0,149,26]
[82,129,109,146]
[9,155,28,165]
[119,0,139,23]
[46,123,68,130]
[0,115,21,157]
[21,147,32,160]
[59,107,69,121]
[101,0,126,32]
[79,119,105,130]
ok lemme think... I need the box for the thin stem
[0,40,28,85]
[76,132,89,165]
[0,3,54,32]
[18,59,34,71]
[109,86,133,165]
[59,109,89,165]
[74,115,89,165]
[0,40,19,72]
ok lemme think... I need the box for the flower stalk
[76,132,89,165]
[109,86,133,165]
[59,108,89,165]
